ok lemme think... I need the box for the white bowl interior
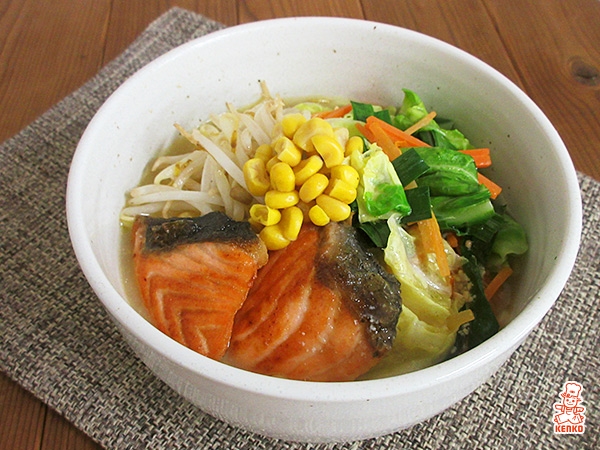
[67,17,581,441]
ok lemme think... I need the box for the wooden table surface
[1,1,599,448]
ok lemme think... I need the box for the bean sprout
[120,82,285,225]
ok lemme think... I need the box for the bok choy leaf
[413,147,481,196]
[430,186,495,229]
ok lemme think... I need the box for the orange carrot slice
[417,214,450,278]
[404,111,437,135]
[485,265,514,300]
[368,123,402,160]
[314,104,353,119]
[459,148,492,168]
[445,231,459,249]
[355,122,375,143]
[478,173,502,199]
[366,116,430,148]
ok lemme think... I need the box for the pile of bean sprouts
[120,82,301,225]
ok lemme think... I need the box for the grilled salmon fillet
[132,212,268,360]
[225,222,402,381]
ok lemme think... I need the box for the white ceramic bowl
[67,17,581,442]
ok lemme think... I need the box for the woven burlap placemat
[0,8,597,449]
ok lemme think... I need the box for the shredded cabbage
[352,147,411,223]
[362,213,469,378]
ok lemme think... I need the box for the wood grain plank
[103,0,238,64]
[239,0,364,22]
[0,372,45,450]
[0,0,111,142]
[40,408,102,450]
[361,0,523,86]
[483,0,600,180]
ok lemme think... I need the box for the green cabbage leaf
[363,214,467,378]
[351,147,411,223]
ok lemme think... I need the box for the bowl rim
[66,16,582,402]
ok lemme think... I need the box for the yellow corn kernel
[308,204,331,226]
[281,113,308,139]
[265,189,299,209]
[311,134,345,168]
[330,165,360,189]
[316,194,352,222]
[254,144,273,162]
[325,179,357,204]
[345,135,364,156]
[292,117,334,153]
[249,204,281,226]
[269,162,295,192]
[259,225,290,250]
[243,158,270,196]
[272,136,302,167]
[299,173,329,203]
[266,155,280,172]
[293,155,324,185]
[279,206,304,241]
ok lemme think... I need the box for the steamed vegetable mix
[343,89,528,375]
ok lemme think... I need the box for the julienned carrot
[417,213,450,278]
[355,122,375,142]
[444,231,459,249]
[459,148,492,168]
[365,116,430,148]
[478,173,502,199]
[484,265,513,300]
[314,104,353,119]
[404,111,437,136]
[368,123,402,160]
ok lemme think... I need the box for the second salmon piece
[225,222,402,381]
[132,212,268,360]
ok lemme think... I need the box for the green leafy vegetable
[391,147,430,186]
[420,127,473,150]
[394,88,429,130]
[356,220,390,248]
[464,213,506,243]
[352,148,411,222]
[460,245,500,348]
[393,89,473,150]
[326,117,364,138]
[413,147,481,196]
[454,213,528,270]
[364,184,409,217]
[351,101,392,123]
[343,88,529,370]
[402,187,432,223]
[430,185,495,229]
[488,214,529,270]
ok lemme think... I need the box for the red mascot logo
[553,381,586,434]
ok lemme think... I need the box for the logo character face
[562,395,580,408]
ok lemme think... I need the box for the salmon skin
[317,223,403,354]
[132,212,268,360]
[225,222,402,382]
